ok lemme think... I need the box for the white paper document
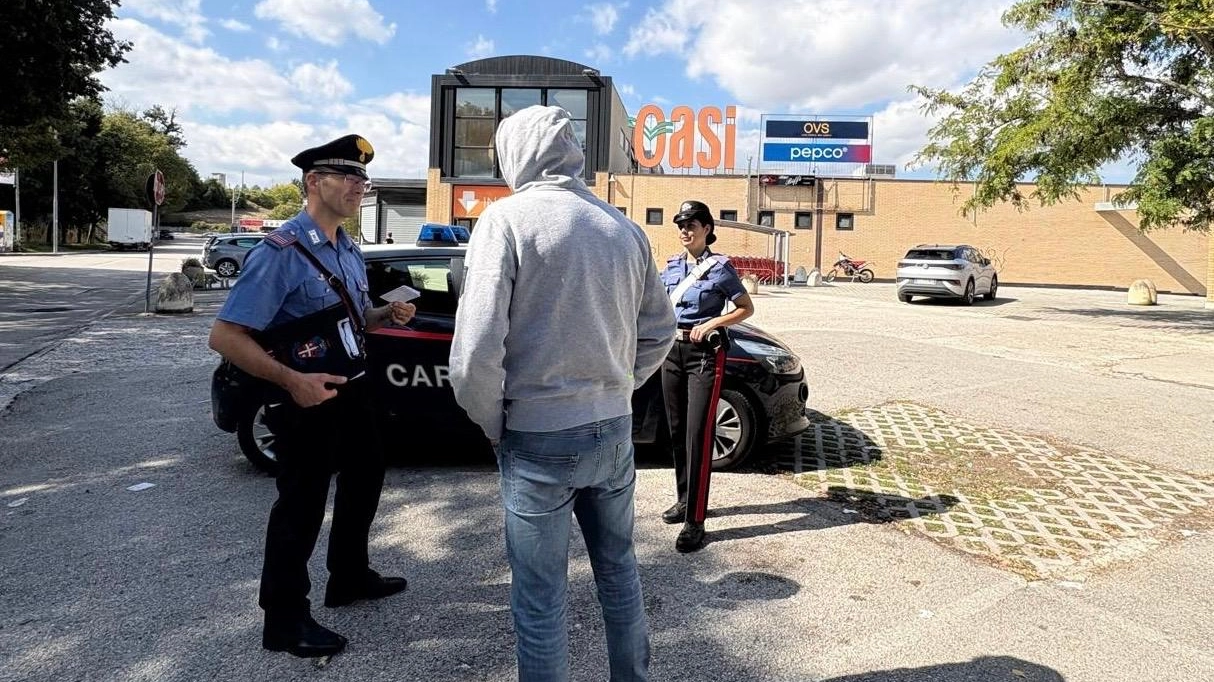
[381,284,421,303]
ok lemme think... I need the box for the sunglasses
[314,171,373,192]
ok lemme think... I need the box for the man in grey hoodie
[450,105,674,682]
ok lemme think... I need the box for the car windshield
[905,249,955,260]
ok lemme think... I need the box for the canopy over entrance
[716,219,794,286]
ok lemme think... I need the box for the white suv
[895,244,997,305]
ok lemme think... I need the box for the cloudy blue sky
[101,0,1120,187]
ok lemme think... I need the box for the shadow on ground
[818,655,1065,681]
[1039,305,1213,333]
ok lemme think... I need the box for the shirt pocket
[303,277,335,305]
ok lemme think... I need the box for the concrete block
[156,272,195,314]
[1127,279,1158,306]
[805,268,823,287]
[741,274,759,295]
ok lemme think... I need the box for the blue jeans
[497,414,650,682]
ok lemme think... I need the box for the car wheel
[712,389,757,471]
[898,293,913,303]
[858,268,874,283]
[962,279,975,306]
[237,404,280,476]
[984,275,998,301]
[215,259,239,278]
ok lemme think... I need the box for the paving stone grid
[768,402,1214,580]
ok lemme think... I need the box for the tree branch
[1114,63,1214,111]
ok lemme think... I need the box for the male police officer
[208,135,415,658]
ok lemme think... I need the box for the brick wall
[431,172,1210,296]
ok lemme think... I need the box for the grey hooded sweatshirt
[449,105,675,441]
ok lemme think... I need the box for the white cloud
[253,0,396,46]
[102,19,299,116]
[121,0,209,43]
[290,61,355,100]
[219,18,251,32]
[617,83,637,98]
[585,44,614,65]
[467,35,495,59]
[177,92,433,184]
[487,0,498,13]
[266,36,288,52]
[342,93,434,178]
[182,120,318,184]
[625,0,1025,112]
[587,3,624,34]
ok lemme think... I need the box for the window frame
[646,208,663,225]
[836,213,855,230]
[450,87,590,180]
[758,210,775,227]
[719,210,738,221]
[794,211,814,230]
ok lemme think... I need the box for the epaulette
[666,253,684,262]
[264,228,298,249]
[712,254,730,264]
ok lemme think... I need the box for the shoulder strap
[289,242,364,329]
[669,255,725,306]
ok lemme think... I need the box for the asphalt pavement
[0,275,1211,681]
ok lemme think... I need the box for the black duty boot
[675,522,706,553]
[262,613,347,658]
[324,570,408,608]
[662,502,687,525]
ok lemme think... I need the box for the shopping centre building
[360,55,1210,300]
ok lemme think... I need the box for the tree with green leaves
[0,0,131,169]
[911,0,1214,233]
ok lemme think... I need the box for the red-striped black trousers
[661,337,727,524]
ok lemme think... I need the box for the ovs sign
[632,104,736,170]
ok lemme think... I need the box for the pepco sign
[632,104,736,170]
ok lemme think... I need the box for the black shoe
[262,614,347,658]
[324,571,408,608]
[662,502,687,525]
[676,522,706,553]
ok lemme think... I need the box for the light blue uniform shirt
[660,250,747,326]
[217,212,371,332]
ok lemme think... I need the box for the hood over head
[494,105,586,192]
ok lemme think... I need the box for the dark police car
[213,224,810,475]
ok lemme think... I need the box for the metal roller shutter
[359,202,379,243]
[384,204,426,244]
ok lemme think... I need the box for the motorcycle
[824,253,875,283]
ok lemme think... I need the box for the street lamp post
[52,159,58,253]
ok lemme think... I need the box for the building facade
[412,55,1210,299]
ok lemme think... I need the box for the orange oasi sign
[632,104,736,170]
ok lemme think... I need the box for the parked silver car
[202,233,265,278]
[895,244,998,305]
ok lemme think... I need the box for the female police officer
[660,200,754,553]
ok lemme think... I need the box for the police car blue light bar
[416,224,470,246]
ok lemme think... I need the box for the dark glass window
[836,213,855,230]
[501,89,541,117]
[646,208,663,225]
[615,206,627,216]
[758,211,775,227]
[454,88,496,179]
[795,211,813,229]
[450,87,591,179]
[720,210,737,221]
[366,258,457,318]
